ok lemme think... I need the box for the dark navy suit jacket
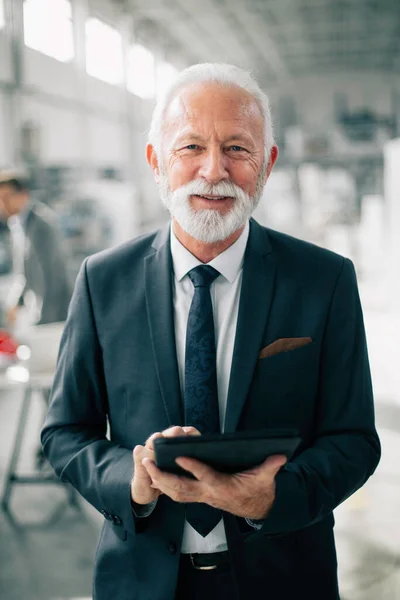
[41,219,380,600]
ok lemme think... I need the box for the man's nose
[198,148,229,184]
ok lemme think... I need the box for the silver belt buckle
[190,554,217,571]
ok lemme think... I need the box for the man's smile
[191,194,234,208]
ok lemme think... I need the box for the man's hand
[142,453,287,519]
[131,426,201,506]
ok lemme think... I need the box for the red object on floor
[0,329,19,356]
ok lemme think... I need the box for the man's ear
[146,144,160,183]
[264,145,279,183]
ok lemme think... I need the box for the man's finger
[182,426,201,436]
[142,457,180,484]
[133,445,152,480]
[145,432,163,450]
[142,458,201,500]
[162,426,187,438]
[133,444,144,461]
[264,454,287,470]
[133,445,150,468]
[175,457,220,484]
[250,454,287,477]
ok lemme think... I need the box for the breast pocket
[243,342,320,429]
[256,341,318,377]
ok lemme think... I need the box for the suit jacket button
[168,542,177,554]
[101,510,108,518]
[113,515,122,526]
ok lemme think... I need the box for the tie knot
[188,265,220,288]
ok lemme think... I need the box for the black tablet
[153,429,301,477]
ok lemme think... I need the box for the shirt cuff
[245,517,264,530]
[131,499,157,518]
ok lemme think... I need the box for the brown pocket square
[258,337,313,359]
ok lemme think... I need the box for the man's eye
[186,144,199,150]
[229,145,245,152]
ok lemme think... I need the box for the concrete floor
[0,386,101,600]
[335,305,400,600]
[0,305,399,600]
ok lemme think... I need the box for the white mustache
[175,179,249,202]
[158,172,259,243]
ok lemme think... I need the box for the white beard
[158,165,267,243]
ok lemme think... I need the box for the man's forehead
[164,82,263,127]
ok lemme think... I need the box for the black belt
[181,551,230,571]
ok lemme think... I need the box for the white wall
[0,13,163,226]
[21,47,145,166]
[0,91,9,165]
[384,137,400,310]
[0,29,12,81]
[0,27,13,165]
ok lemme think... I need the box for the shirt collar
[170,220,250,284]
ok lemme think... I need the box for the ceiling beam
[217,0,289,81]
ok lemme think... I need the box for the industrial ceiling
[117,0,400,82]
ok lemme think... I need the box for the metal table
[0,322,78,519]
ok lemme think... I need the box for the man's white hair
[148,62,275,159]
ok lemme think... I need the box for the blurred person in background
[0,169,72,470]
[41,64,380,600]
[0,169,71,329]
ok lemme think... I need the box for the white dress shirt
[170,221,250,554]
[6,213,29,310]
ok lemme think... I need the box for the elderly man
[41,63,380,600]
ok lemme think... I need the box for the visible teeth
[201,195,223,199]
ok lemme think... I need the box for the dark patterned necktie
[184,265,222,537]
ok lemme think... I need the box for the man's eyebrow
[223,134,254,146]
[174,133,205,145]
[173,132,255,146]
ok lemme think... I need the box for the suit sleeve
[41,222,72,323]
[257,258,381,536]
[41,258,137,537]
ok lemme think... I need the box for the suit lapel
[224,220,276,433]
[144,225,183,427]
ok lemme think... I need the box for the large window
[156,61,179,98]
[86,18,123,85]
[23,0,74,62]
[0,0,5,30]
[127,44,155,99]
